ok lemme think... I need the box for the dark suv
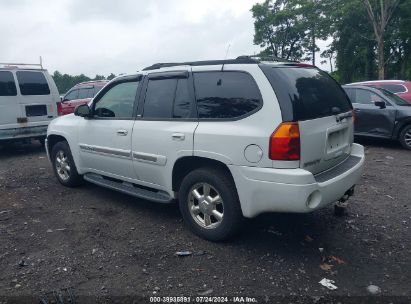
[59,80,108,115]
[343,85,411,150]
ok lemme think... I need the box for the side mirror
[374,101,386,109]
[74,104,91,117]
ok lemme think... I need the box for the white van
[0,62,60,144]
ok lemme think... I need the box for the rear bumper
[229,143,365,218]
[0,125,48,141]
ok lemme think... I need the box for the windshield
[377,88,411,106]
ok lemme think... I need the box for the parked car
[343,85,411,150]
[59,80,108,115]
[0,62,60,143]
[346,80,411,103]
[46,57,364,241]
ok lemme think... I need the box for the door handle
[172,133,185,141]
[116,129,128,136]
[354,109,361,113]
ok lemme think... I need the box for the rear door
[16,70,57,124]
[131,71,198,189]
[0,71,19,130]
[260,65,354,174]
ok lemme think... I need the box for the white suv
[46,57,365,241]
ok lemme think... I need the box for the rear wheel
[399,125,411,150]
[51,141,82,187]
[178,167,243,241]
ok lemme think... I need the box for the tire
[51,141,83,187]
[178,167,243,241]
[399,125,411,150]
[39,138,45,146]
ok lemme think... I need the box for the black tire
[178,167,243,241]
[51,141,82,187]
[399,125,411,150]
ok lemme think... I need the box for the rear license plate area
[26,105,47,117]
[327,128,348,154]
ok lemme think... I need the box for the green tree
[363,0,401,79]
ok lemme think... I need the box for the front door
[132,71,198,190]
[77,78,141,180]
[351,88,396,137]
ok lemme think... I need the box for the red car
[346,80,411,103]
[59,80,109,115]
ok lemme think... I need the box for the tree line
[251,0,411,83]
[52,71,117,94]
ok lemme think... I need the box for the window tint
[16,71,50,95]
[352,89,383,105]
[78,87,94,99]
[94,81,138,118]
[260,65,352,121]
[143,79,177,119]
[64,89,78,101]
[173,79,192,118]
[380,84,407,93]
[193,72,262,119]
[0,71,17,96]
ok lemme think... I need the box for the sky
[0,0,331,77]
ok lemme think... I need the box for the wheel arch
[172,156,235,193]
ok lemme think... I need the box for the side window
[94,81,138,118]
[64,89,78,101]
[143,78,177,119]
[0,71,17,96]
[94,85,104,96]
[353,89,383,105]
[380,84,407,93]
[16,71,50,95]
[78,87,94,99]
[193,71,262,119]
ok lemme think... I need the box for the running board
[83,173,172,204]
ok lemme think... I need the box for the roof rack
[143,57,260,71]
[237,55,297,63]
[142,55,298,71]
[0,56,44,69]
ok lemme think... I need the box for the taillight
[56,102,62,116]
[269,122,300,161]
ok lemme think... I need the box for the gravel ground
[0,138,410,303]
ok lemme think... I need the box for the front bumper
[229,143,365,218]
[0,125,48,141]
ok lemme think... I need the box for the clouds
[0,0,329,77]
[0,0,262,76]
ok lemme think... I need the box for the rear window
[260,65,352,121]
[16,71,50,95]
[380,84,407,93]
[193,71,262,119]
[0,71,17,96]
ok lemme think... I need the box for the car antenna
[221,43,231,72]
[218,44,231,86]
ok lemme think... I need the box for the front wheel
[178,167,243,241]
[51,141,82,187]
[399,125,411,150]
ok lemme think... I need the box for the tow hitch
[334,186,355,216]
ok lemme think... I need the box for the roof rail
[0,56,44,69]
[143,57,259,71]
[237,55,297,63]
